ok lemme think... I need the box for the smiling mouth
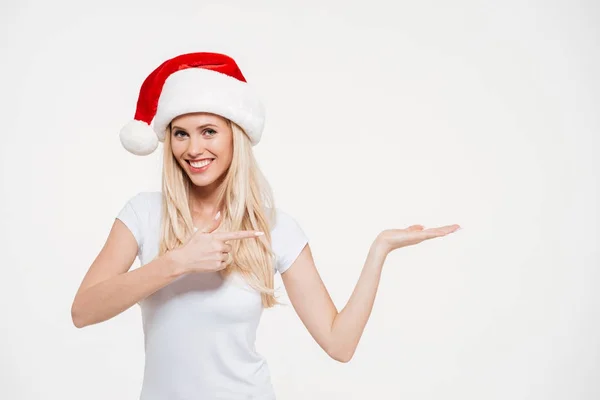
[187,159,214,168]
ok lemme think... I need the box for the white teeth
[190,159,212,168]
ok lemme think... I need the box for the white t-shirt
[116,191,308,400]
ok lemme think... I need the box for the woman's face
[169,112,234,188]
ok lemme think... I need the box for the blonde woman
[71,52,460,400]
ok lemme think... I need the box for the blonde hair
[157,119,281,308]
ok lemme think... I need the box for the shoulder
[117,191,162,227]
[125,191,163,212]
[268,208,306,236]
[270,208,297,229]
[269,208,309,274]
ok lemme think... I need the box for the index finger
[213,230,264,241]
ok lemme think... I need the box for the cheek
[170,141,189,161]
[215,137,234,160]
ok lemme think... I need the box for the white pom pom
[119,120,159,156]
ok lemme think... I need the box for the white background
[1,0,598,399]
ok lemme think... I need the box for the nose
[186,135,206,158]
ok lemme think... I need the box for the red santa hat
[119,52,265,155]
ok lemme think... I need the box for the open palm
[377,224,461,253]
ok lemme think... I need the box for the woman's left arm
[281,223,460,363]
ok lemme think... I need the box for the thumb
[200,210,222,234]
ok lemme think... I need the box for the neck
[188,175,226,215]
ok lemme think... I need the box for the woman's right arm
[70,219,183,328]
[71,212,262,328]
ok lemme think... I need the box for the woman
[71,52,460,399]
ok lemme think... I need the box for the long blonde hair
[157,119,281,308]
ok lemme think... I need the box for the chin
[188,174,218,186]
[188,170,227,188]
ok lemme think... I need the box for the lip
[187,158,214,174]
[187,158,215,162]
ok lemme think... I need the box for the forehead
[171,112,228,127]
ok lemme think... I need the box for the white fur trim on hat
[152,68,265,145]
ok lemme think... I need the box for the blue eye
[173,130,188,138]
[172,128,216,138]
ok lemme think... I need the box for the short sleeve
[116,193,145,254]
[271,209,309,275]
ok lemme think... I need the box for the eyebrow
[171,123,218,131]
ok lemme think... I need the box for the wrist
[372,235,390,258]
[368,238,389,267]
[164,249,188,278]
